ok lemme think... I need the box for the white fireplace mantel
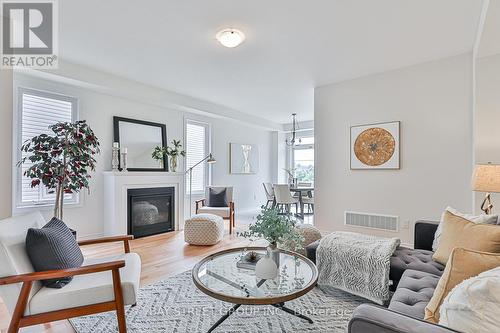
[103,171,185,236]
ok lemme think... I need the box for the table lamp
[471,163,500,214]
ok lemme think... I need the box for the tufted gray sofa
[306,220,461,333]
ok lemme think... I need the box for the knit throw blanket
[317,231,400,305]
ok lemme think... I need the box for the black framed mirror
[113,116,168,172]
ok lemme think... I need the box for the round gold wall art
[354,127,395,166]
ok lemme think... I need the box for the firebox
[127,187,174,238]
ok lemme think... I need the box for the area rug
[70,271,367,333]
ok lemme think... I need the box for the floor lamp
[186,153,216,217]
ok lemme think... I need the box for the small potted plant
[152,146,167,169]
[152,140,186,172]
[239,206,304,265]
[166,139,186,172]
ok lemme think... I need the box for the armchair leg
[112,269,127,333]
[8,281,32,333]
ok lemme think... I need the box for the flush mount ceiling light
[216,28,245,48]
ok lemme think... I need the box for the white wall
[10,71,278,238]
[475,53,500,212]
[0,69,13,219]
[314,54,473,245]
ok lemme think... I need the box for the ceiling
[59,0,484,124]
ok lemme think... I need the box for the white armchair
[195,186,235,234]
[0,212,141,333]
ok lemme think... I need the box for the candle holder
[112,142,120,171]
[120,147,128,172]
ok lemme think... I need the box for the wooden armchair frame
[0,235,134,333]
[195,199,235,234]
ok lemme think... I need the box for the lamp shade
[207,153,216,164]
[472,164,500,193]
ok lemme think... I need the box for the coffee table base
[207,302,313,333]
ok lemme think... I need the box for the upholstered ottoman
[184,214,224,245]
[295,224,322,256]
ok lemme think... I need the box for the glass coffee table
[192,247,318,332]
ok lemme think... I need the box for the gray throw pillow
[209,188,228,207]
[26,217,84,288]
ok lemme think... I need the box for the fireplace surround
[103,171,184,237]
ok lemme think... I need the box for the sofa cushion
[433,210,500,265]
[432,206,498,252]
[390,248,445,286]
[27,252,141,315]
[388,270,441,319]
[425,248,500,323]
[439,266,500,333]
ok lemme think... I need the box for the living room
[0,1,499,332]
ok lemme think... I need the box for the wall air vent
[344,211,399,232]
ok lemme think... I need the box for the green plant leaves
[239,206,305,251]
[18,120,100,193]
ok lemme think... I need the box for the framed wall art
[350,121,400,170]
[229,143,259,174]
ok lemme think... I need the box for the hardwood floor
[0,226,262,333]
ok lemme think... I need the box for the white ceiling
[59,0,484,124]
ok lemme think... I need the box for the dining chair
[302,195,314,213]
[273,184,299,215]
[262,183,275,208]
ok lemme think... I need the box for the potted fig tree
[18,120,100,222]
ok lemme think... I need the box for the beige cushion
[439,266,500,333]
[184,214,224,245]
[432,210,500,265]
[197,206,230,218]
[27,252,141,315]
[425,248,500,323]
[432,207,498,252]
[0,212,45,314]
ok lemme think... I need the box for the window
[185,120,210,194]
[292,136,314,182]
[16,88,78,209]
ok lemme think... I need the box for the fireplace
[127,187,175,238]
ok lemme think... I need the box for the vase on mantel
[170,156,178,172]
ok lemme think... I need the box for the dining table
[289,186,314,219]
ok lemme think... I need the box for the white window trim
[183,118,212,196]
[12,87,83,214]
